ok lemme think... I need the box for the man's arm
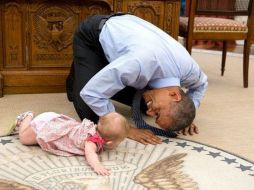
[80,55,144,117]
[181,59,208,135]
[84,141,110,176]
[184,62,208,109]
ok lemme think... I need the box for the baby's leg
[19,115,37,145]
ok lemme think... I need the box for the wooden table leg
[0,74,3,97]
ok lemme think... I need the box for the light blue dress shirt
[80,15,208,116]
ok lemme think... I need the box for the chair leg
[243,40,251,88]
[221,40,227,76]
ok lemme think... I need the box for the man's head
[97,112,130,149]
[143,87,196,131]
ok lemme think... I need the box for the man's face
[143,88,181,130]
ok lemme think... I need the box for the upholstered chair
[179,0,254,87]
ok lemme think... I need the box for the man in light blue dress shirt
[66,14,208,145]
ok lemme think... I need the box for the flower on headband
[87,134,106,152]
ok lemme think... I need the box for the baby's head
[97,112,130,149]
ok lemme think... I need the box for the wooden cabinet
[0,0,180,96]
[116,0,180,38]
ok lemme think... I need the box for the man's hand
[179,123,199,136]
[128,127,162,145]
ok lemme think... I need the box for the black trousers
[66,14,137,122]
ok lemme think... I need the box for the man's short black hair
[168,89,196,131]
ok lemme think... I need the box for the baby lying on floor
[12,111,130,175]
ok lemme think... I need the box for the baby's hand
[94,165,111,176]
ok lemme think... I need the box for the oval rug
[0,136,253,190]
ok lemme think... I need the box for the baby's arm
[84,141,111,176]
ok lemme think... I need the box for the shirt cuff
[148,78,180,88]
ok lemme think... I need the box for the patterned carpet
[0,49,254,189]
[0,135,253,190]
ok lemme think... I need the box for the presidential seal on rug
[0,136,253,190]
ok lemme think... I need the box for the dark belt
[98,12,127,30]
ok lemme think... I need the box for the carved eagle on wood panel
[34,15,75,51]
[134,153,199,190]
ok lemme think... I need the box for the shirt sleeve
[80,55,142,116]
[181,61,208,108]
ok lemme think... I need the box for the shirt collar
[148,78,180,88]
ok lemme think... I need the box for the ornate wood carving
[116,0,180,38]
[115,0,123,12]
[29,1,80,68]
[28,1,112,68]
[121,1,163,28]
[2,1,26,69]
[81,1,112,19]
[164,0,180,38]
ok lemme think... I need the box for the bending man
[66,13,208,145]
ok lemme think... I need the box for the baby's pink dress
[30,112,104,156]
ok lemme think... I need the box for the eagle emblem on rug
[134,153,199,190]
[0,179,36,190]
[33,6,77,51]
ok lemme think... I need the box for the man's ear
[146,106,155,116]
[168,89,182,102]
